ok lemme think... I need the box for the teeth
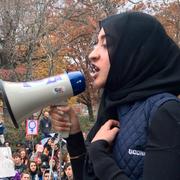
[90,64,99,73]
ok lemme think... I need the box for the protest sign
[26,119,38,135]
[0,147,15,178]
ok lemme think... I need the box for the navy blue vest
[112,93,179,180]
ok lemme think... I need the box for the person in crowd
[55,148,70,177]
[62,162,74,180]
[23,134,34,157]
[39,111,52,139]
[41,144,51,162]
[49,156,58,180]
[28,161,39,180]
[50,12,180,180]
[19,148,29,166]
[45,137,54,146]
[0,118,5,145]
[30,144,44,165]
[14,142,24,153]
[32,113,39,120]
[13,152,27,174]
[4,141,10,147]
[43,169,53,180]
[38,161,50,180]
[21,171,31,180]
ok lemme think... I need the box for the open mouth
[89,64,100,73]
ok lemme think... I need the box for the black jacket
[66,101,180,180]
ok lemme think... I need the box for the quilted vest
[112,93,179,180]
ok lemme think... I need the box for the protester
[21,171,31,180]
[13,152,27,174]
[38,161,50,179]
[62,162,74,180]
[4,141,10,147]
[41,144,51,162]
[23,134,34,157]
[50,12,180,180]
[48,156,58,180]
[0,118,5,145]
[30,144,44,165]
[28,161,39,180]
[43,169,53,180]
[39,111,52,139]
[19,148,29,166]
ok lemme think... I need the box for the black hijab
[87,12,180,142]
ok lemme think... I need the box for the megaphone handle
[58,112,69,138]
[54,100,70,138]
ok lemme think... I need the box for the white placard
[0,147,15,178]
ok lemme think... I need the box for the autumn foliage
[0,0,180,121]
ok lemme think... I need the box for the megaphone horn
[0,71,86,128]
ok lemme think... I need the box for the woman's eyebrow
[98,34,107,44]
[99,34,106,40]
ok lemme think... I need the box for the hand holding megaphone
[0,71,86,138]
[50,105,81,136]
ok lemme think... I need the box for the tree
[155,1,180,46]
[49,0,121,121]
[0,0,66,81]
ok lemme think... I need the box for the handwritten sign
[0,147,15,178]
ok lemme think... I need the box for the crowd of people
[1,111,74,180]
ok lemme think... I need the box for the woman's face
[89,28,110,89]
[20,150,26,158]
[30,162,37,172]
[49,159,56,167]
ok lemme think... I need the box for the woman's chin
[93,81,104,90]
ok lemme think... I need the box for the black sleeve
[143,100,180,180]
[66,132,86,180]
[89,140,129,180]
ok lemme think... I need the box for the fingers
[50,106,67,113]
[52,119,71,129]
[52,119,71,132]
[56,106,71,113]
[104,119,120,129]
[111,126,120,135]
[52,125,71,132]
[103,119,120,137]
[50,107,69,121]
[50,106,71,132]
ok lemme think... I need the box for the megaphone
[0,71,86,129]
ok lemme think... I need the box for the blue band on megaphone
[67,71,86,96]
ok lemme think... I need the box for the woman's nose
[88,48,100,62]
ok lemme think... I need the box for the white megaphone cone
[0,71,86,130]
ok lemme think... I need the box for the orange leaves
[155,1,180,45]
[32,58,65,79]
[0,65,26,81]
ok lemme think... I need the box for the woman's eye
[93,41,98,46]
[90,40,97,48]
